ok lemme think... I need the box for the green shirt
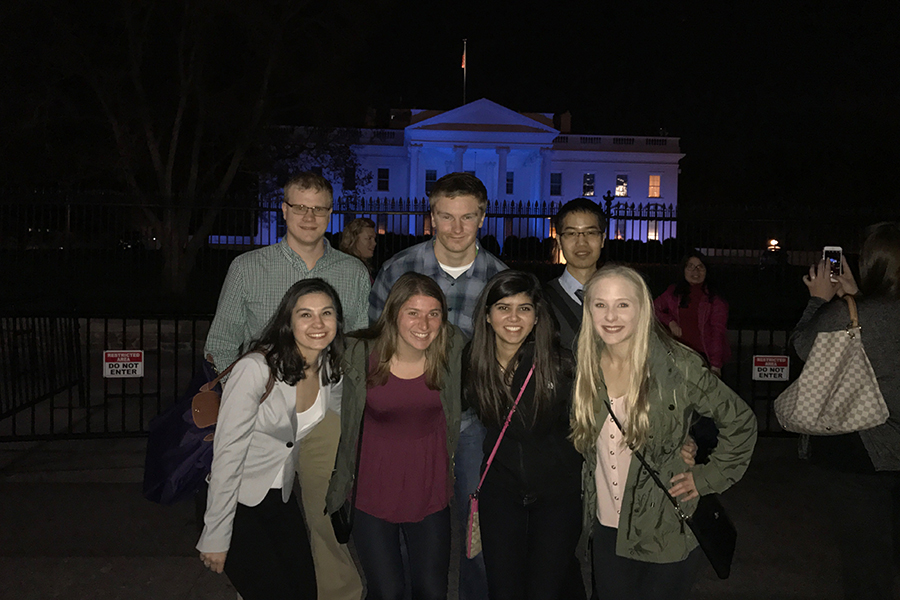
[204,238,371,370]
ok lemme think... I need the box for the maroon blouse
[355,371,449,523]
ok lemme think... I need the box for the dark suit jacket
[544,277,583,351]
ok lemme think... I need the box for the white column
[453,145,466,173]
[408,144,421,200]
[540,147,552,203]
[496,146,509,201]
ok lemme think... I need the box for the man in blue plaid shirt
[369,172,506,600]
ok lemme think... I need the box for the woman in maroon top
[653,251,731,375]
[328,273,465,600]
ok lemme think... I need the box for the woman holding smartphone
[572,265,756,600]
[327,272,464,600]
[197,278,345,600]
[464,270,584,600]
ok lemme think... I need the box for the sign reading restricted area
[104,350,144,378]
[752,355,789,381]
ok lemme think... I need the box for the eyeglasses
[559,230,603,240]
[685,264,706,272]
[284,201,332,217]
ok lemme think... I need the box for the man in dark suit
[545,198,607,349]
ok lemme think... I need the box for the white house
[214,99,683,246]
[337,98,683,242]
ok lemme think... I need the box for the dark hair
[553,197,608,234]
[248,278,344,386]
[673,250,719,308]
[430,172,488,212]
[284,171,334,201]
[467,270,571,428]
[353,273,452,390]
[859,221,900,299]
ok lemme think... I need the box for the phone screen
[824,248,842,279]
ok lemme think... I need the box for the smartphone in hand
[823,246,842,282]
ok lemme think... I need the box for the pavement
[0,436,849,600]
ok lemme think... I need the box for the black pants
[814,466,900,600]
[592,521,702,600]
[479,480,584,600]
[352,507,451,600]
[223,489,316,600]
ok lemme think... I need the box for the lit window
[648,220,659,241]
[583,173,595,197]
[506,172,514,195]
[550,173,562,196]
[425,170,437,195]
[377,168,390,192]
[615,174,628,197]
[648,175,660,198]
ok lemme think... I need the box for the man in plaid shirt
[204,171,366,600]
[369,172,506,600]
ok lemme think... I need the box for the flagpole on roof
[462,38,467,105]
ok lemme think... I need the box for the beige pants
[298,409,363,600]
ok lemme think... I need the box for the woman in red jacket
[654,251,731,376]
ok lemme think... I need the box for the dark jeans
[455,411,489,600]
[223,489,316,600]
[479,479,584,600]
[813,466,900,600]
[591,521,701,600]
[353,507,451,600]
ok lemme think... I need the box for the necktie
[575,288,584,303]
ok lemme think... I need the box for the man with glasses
[205,171,367,600]
[545,197,608,350]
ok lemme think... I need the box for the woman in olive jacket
[571,265,757,600]
[326,273,465,600]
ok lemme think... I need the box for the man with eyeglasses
[204,170,366,600]
[545,197,608,349]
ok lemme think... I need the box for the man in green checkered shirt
[204,171,367,600]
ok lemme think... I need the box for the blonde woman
[571,265,757,600]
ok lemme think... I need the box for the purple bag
[143,362,219,505]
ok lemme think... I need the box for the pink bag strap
[474,364,535,495]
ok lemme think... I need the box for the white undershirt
[439,259,475,279]
[269,386,326,489]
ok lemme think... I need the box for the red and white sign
[752,355,789,381]
[104,350,144,378]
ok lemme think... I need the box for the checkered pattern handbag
[775,296,888,435]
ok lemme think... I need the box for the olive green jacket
[326,326,465,514]
[581,333,757,563]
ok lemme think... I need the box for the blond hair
[571,265,656,453]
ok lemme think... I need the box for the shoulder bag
[604,399,737,579]
[775,295,888,435]
[466,364,535,559]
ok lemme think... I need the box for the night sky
[2,0,899,212]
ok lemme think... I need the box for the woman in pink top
[654,251,731,376]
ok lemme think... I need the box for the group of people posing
[196,169,771,600]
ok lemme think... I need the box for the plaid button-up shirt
[368,239,507,339]
[204,238,370,370]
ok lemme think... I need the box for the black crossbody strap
[602,397,689,521]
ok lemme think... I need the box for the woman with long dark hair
[572,265,756,600]
[791,222,900,599]
[197,278,345,600]
[654,250,730,376]
[465,270,584,600]
[327,272,465,600]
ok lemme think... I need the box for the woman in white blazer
[197,278,345,600]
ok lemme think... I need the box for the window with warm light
[648,175,660,198]
[615,174,628,197]
[648,220,659,241]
